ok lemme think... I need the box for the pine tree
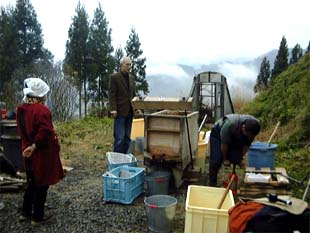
[0,0,51,107]
[125,27,149,95]
[271,36,289,79]
[64,1,89,118]
[14,0,45,67]
[254,57,270,93]
[0,6,18,95]
[87,3,114,114]
[290,43,303,64]
[114,46,124,72]
[307,41,310,53]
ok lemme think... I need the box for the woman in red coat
[16,78,64,225]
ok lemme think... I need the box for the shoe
[0,201,5,210]
[31,214,53,226]
[19,212,31,221]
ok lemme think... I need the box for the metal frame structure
[189,71,234,123]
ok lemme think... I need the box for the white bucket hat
[23,78,50,101]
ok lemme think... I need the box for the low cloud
[146,60,259,100]
[146,62,189,79]
[217,62,258,99]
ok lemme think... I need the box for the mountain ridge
[146,49,279,99]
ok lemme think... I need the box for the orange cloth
[229,201,265,233]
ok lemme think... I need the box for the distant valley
[145,49,278,100]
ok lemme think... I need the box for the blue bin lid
[249,141,277,151]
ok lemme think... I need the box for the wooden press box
[143,110,198,169]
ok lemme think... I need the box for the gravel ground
[0,152,190,233]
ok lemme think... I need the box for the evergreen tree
[88,3,114,114]
[0,1,51,107]
[254,57,270,93]
[14,0,45,67]
[114,46,124,72]
[271,36,289,79]
[290,43,303,64]
[64,1,89,118]
[125,27,149,95]
[0,6,18,96]
[307,40,310,53]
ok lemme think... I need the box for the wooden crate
[239,167,291,197]
[144,110,198,169]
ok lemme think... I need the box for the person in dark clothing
[109,57,136,154]
[16,78,64,225]
[209,114,260,186]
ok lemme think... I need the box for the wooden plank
[147,128,180,133]
[131,96,193,110]
[239,186,291,196]
[275,167,289,184]
[243,183,288,188]
[143,151,182,162]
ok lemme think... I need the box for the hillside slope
[242,53,310,199]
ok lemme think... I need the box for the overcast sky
[1,0,310,97]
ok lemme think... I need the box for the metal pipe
[184,110,193,169]
[302,177,310,201]
[198,114,208,133]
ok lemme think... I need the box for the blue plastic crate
[106,152,137,171]
[102,166,145,204]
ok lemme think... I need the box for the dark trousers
[209,129,223,187]
[22,171,49,220]
[113,115,133,154]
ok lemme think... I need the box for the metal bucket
[0,120,19,138]
[135,136,144,154]
[145,171,170,196]
[1,135,23,171]
[144,195,177,233]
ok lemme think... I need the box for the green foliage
[114,46,124,72]
[244,53,310,143]
[125,27,149,95]
[244,66,310,197]
[87,3,114,110]
[0,0,51,104]
[64,2,89,118]
[56,116,113,144]
[0,6,18,93]
[271,36,289,79]
[14,0,45,65]
[290,43,303,65]
[244,53,310,199]
[254,56,270,93]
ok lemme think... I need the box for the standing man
[109,57,136,154]
[209,114,260,186]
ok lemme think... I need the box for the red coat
[16,103,64,186]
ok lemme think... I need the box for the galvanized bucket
[145,171,170,196]
[144,195,177,233]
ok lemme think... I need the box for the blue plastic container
[102,166,145,204]
[247,141,277,169]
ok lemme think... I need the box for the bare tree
[34,61,78,121]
